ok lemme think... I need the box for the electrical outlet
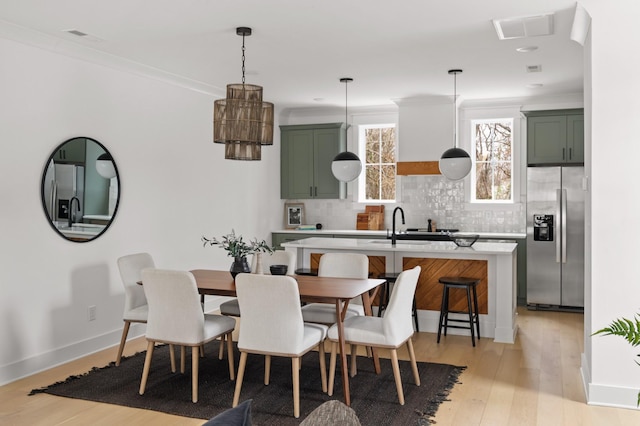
[88,305,96,321]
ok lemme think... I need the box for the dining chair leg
[350,344,358,377]
[225,332,235,380]
[328,341,338,396]
[218,334,225,360]
[292,357,301,418]
[191,346,199,403]
[115,321,131,366]
[232,352,248,407]
[390,349,405,405]
[264,354,271,385]
[169,344,176,373]
[139,341,155,395]
[200,344,205,358]
[406,338,421,386]
[180,346,186,374]
[318,342,327,393]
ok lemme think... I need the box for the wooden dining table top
[189,269,385,302]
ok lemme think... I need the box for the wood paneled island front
[282,237,518,343]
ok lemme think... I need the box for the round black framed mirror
[41,137,120,242]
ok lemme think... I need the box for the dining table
[189,269,385,407]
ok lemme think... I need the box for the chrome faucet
[69,196,81,228]
[391,206,405,246]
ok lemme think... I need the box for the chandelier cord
[241,32,246,85]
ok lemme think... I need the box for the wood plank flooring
[2,307,640,425]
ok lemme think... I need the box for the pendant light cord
[453,71,457,149]
[345,79,348,128]
[241,33,246,85]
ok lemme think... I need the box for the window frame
[470,117,514,204]
[349,109,398,203]
[460,106,522,209]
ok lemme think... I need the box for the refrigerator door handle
[562,188,568,263]
[556,189,562,263]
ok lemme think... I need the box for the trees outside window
[360,124,396,201]
[472,119,513,202]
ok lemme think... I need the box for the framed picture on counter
[284,203,305,229]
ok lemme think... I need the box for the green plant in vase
[202,230,273,277]
[593,313,640,406]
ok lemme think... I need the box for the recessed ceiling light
[516,46,538,53]
[526,83,544,89]
[313,98,325,102]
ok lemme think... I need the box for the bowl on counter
[449,233,480,247]
[269,264,288,275]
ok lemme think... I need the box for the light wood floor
[2,307,640,425]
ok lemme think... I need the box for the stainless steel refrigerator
[526,166,585,310]
[43,160,85,223]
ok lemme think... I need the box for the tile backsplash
[288,175,525,233]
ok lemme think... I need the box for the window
[358,124,396,202]
[472,118,513,202]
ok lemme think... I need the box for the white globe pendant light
[439,69,472,181]
[331,77,362,182]
[96,152,116,179]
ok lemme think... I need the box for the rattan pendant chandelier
[213,27,274,160]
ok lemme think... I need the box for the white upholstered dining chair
[139,268,236,403]
[327,265,422,405]
[232,273,328,418]
[115,252,155,366]
[219,250,296,317]
[300,252,368,324]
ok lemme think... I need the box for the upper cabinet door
[526,110,584,166]
[566,114,584,164]
[313,127,344,199]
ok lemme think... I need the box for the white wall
[0,36,282,384]
[580,0,640,408]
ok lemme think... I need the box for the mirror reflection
[41,137,120,242]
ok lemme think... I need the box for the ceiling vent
[493,13,554,40]
[526,64,542,73]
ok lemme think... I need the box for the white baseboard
[582,352,640,410]
[0,296,230,386]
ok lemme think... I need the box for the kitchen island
[282,237,518,344]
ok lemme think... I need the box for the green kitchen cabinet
[280,123,346,199]
[53,137,86,164]
[527,109,584,165]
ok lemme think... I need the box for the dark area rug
[30,340,465,425]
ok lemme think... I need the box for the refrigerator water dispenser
[533,214,553,241]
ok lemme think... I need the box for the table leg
[361,290,381,374]
[335,299,350,406]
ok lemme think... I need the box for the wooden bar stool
[377,272,419,332]
[437,277,480,346]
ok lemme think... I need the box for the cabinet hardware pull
[314,187,317,196]
[562,148,565,160]
[309,186,313,196]
[569,148,572,160]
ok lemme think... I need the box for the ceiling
[0,0,585,111]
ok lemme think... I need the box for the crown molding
[0,19,223,97]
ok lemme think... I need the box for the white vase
[254,252,264,274]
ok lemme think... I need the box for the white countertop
[53,221,105,239]
[274,229,526,240]
[281,237,517,255]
